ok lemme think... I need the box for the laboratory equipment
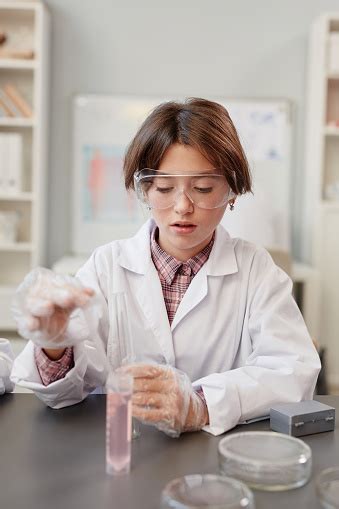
[270,400,335,437]
[161,474,255,509]
[106,370,133,475]
[112,292,141,439]
[316,467,339,508]
[218,431,312,491]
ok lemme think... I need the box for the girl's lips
[170,224,197,234]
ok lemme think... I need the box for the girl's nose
[173,190,194,214]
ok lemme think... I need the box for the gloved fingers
[19,314,41,333]
[132,390,168,408]
[27,285,94,311]
[132,377,170,393]
[183,391,209,431]
[132,404,170,424]
[122,363,171,380]
[25,297,55,317]
[15,305,68,343]
[11,267,98,348]
[26,315,40,331]
[52,286,94,308]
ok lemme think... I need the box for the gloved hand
[122,363,209,437]
[11,267,94,348]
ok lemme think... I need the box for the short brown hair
[123,97,252,194]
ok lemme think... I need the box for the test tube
[106,370,133,475]
[113,292,141,439]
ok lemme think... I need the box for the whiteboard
[218,99,292,252]
[72,95,292,255]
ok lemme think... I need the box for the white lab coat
[11,219,321,435]
[0,338,14,394]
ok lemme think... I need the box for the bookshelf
[0,0,49,329]
[305,13,339,388]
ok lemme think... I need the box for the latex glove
[123,363,209,438]
[11,267,94,348]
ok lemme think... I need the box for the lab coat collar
[118,219,239,277]
[118,219,155,274]
[205,224,239,276]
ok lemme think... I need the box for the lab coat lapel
[134,263,175,365]
[118,219,175,365]
[171,267,208,330]
[171,224,238,331]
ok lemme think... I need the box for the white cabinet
[319,207,339,386]
[0,1,49,329]
[305,13,339,387]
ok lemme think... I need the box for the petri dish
[316,467,339,508]
[218,431,312,491]
[161,474,255,509]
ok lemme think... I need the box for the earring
[230,202,235,211]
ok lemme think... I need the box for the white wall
[44,0,339,266]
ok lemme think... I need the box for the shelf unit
[0,1,49,329]
[0,58,37,69]
[305,13,339,388]
[0,117,35,127]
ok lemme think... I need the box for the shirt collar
[150,226,214,284]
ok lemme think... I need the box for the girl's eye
[194,187,213,193]
[155,187,174,193]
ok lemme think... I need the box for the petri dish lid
[218,431,312,491]
[161,474,255,508]
[316,467,339,508]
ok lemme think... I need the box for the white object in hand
[11,267,94,348]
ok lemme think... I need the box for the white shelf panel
[324,126,339,136]
[0,117,35,127]
[0,192,34,201]
[321,200,339,211]
[292,262,318,283]
[0,284,16,330]
[0,2,39,10]
[0,242,33,252]
[327,72,339,79]
[0,58,36,70]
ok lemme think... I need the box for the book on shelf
[0,89,20,117]
[0,100,6,117]
[0,91,15,117]
[0,84,33,118]
[0,133,23,194]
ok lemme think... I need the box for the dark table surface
[0,394,338,509]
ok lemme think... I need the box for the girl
[11,98,320,436]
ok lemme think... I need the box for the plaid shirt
[150,228,214,324]
[35,228,214,385]
[34,346,74,386]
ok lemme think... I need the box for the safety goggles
[134,169,236,210]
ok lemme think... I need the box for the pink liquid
[106,391,132,475]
